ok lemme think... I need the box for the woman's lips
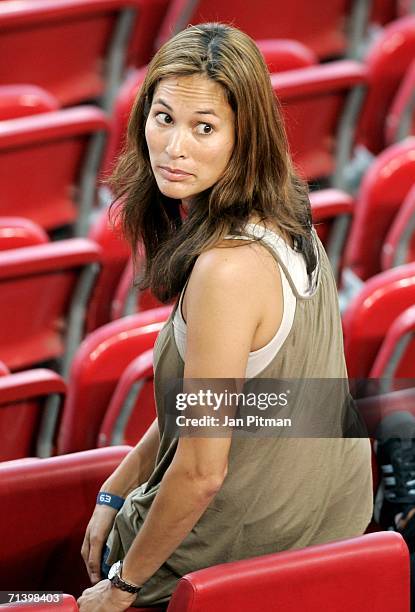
[158,166,193,181]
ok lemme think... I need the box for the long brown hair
[110,23,316,303]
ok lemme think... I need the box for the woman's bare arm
[118,244,269,588]
[81,418,160,584]
[100,418,160,497]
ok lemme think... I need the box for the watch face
[108,560,121,580]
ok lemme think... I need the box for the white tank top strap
[224,223,319,299]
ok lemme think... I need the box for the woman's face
[145,73,235,205]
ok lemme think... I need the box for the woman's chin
[158,183,193,201]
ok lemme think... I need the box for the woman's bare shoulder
[183,243,266,378]
[183,238,281,322]
[192,238,272,287]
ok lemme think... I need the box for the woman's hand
[77,579,136,612]
[81,505,118,584]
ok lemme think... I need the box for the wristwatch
[108,560,142,594]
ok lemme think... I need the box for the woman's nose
[165,127,188,159]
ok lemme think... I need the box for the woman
[78,23,373,611]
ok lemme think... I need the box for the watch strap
[110,573,142,594]
[110,561,141,594]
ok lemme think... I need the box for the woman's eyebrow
[153,98,219,118]
[153,98,173,110]
[194,109,219,117]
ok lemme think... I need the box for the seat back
[310,189,354,283]
[157,0,354,60]
[358,16,415,154]
[0,84,59,120]
[0,361,9,375]
[370,0,399,25]
[0,107,108,233]
[167,532,409,612]
[343,262,415,378]
[86,207,130,331]
[58,306,171,454]
[100,67,147,177]
[111,256,163,320]
[98,349,155,447]
[0,217,49,250]
[0,369,66,461]
[256,39,317,72]
[127,0,170,68]
[385,59,415,146]
[0,0,137,107]
[344,137,415,281]
[271,61,366,181]
[0,446,131,596]
[370,304,415,384]
[381,184,415,270]
[0,238,101,371]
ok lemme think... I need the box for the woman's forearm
[101,419,160,498]
[119,463,223,587]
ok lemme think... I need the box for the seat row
[0,134,414,372]
[0,15,414,236]
[0,445,409,611]
[2,262,415,463]
[0,0,408,113]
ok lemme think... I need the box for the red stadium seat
[254,39,317,72]
[164,532,409,612]
[111,255,163,319]
[0,369,66,461]
[156,0,368,60]
[370,0,399,25]
[370,304,415,385]
[1,457,407,612]
[58,306,171,454]
[0,0,138,108]
[86,206,130,331]
[0,361,9,375]
[270,61,367,182]
[357,16,415,155]
[0,446,131,597]
[343,262,415,378]
[127,0,170,68]
[385,59,415,146]
[0,217,49,250]
[310,189,354,283]
[0,238,101,372]
[0,106,108,234]
[381,184,415,270]
[100,67,147,179]
[98,348,154,447]
[101,41,317,180]
[0,84,59,120]
[343,137,415,283]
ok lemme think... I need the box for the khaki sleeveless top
[106,231,373,608]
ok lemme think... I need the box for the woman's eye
[155,112,172,125]
[196,123,213,135]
